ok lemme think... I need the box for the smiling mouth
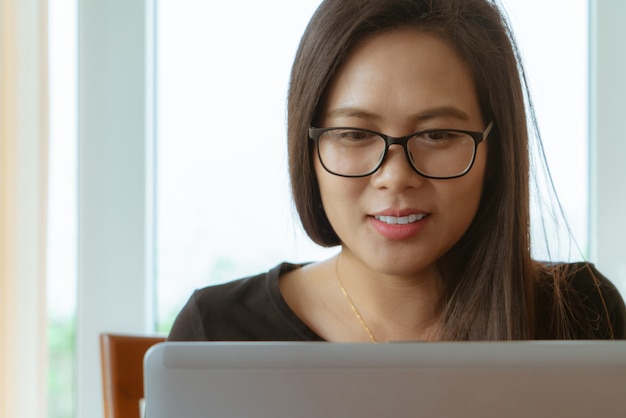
[374,213,427,225]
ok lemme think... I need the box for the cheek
[315,160,367,228]
[440,147,487,226]
[315,159,342,219]
[314,158,331,203]
[455,154,487,223]
[449,181,483,221]
[316,162,354,207]
[431,179,485,258]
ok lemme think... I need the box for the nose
[370,144,426,191]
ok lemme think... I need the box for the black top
[168,262,626,341]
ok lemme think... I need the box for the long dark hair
[287,0,617,339]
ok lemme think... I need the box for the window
[156,0,591,330]
[156,0,334,330]
[48,1,77,417]
[503,1,589,261]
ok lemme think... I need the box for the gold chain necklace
[335,256,378,343]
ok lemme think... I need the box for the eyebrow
[325,105,470,123]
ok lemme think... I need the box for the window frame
[588,0,626,296]
[76,0,156,416]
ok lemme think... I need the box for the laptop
[144,341,626,418]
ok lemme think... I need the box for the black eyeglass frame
[308,121,494,179]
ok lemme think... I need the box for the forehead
[320,28,482,128]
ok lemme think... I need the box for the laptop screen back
[144,341,626,418]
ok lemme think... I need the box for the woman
[169,0,625,342]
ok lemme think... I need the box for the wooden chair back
[100,333,166,418]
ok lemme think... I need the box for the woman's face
[315,29,488,278]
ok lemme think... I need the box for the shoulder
[564,263,624,316]
[191,266,279,308]
[167,262,319,341]
[537,262,626,339]
[188,263,296,315]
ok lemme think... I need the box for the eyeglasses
[309,121,493,179]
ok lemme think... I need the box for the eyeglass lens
[317,129,477,178]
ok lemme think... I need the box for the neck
[335,251,443,342]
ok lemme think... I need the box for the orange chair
[100,333,166,418]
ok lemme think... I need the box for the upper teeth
[375,214,426,225]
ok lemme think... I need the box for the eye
[327,129,380,145]
[422,130,463,141]
[412,130,468,148]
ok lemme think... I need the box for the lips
[374,213,427,225]
[369,211,430,240]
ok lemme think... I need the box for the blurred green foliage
[48,315,75,418]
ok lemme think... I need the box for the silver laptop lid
[144,341,626,418]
